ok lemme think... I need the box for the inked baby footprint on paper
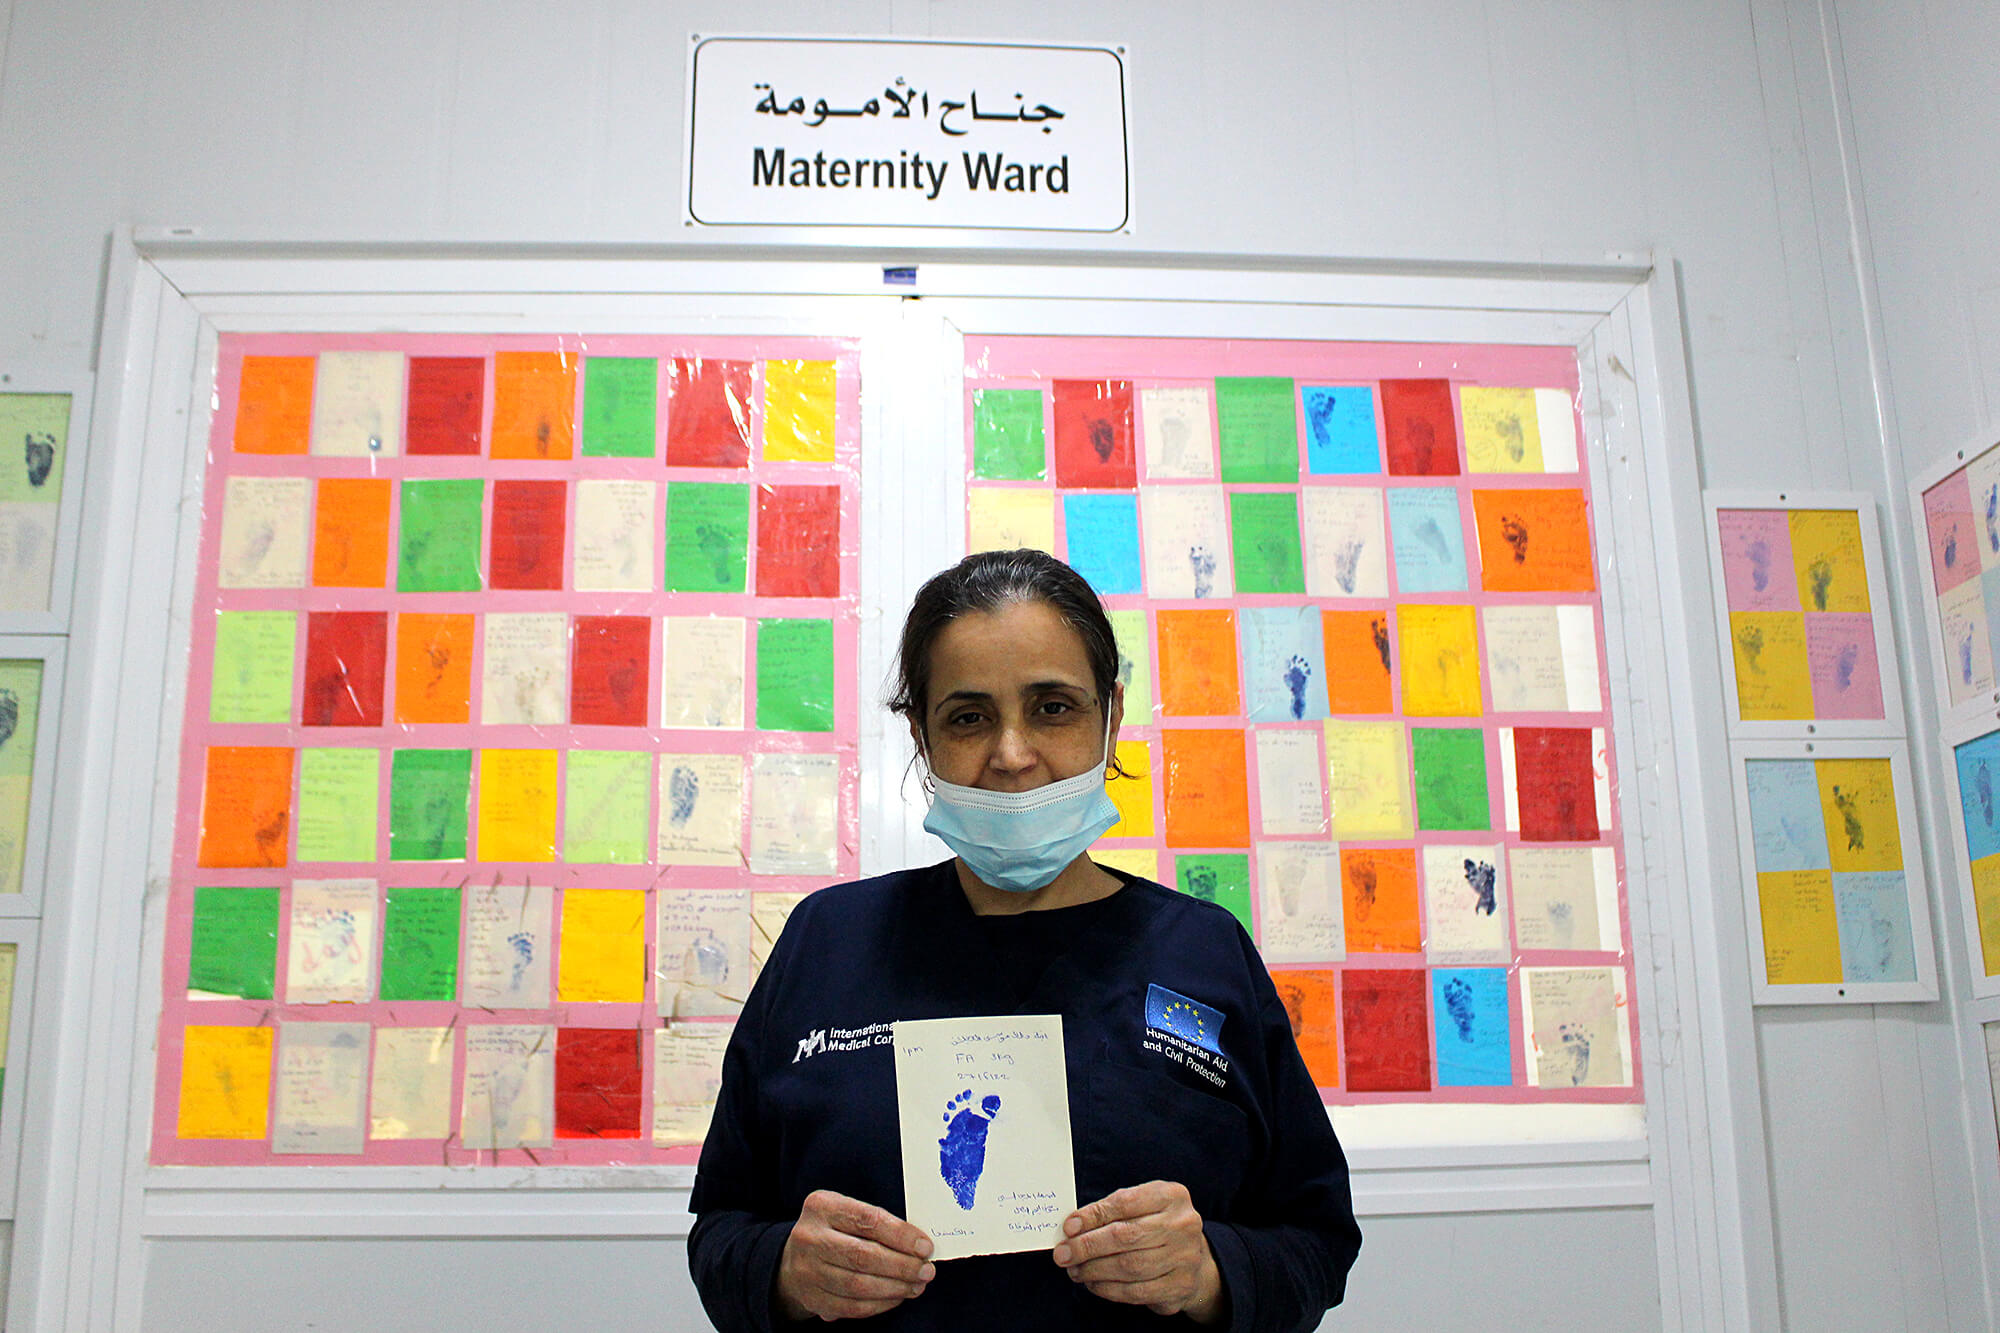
[696,522,735,584]
[1184,864,1218,903]
[1962,632,1977,684]
[0,688,17,749]
[1747,539,1772,592]
[1370,616,1391,673]
[1463,858,1497,916]
[1283,654,1313,720]
[1414,517,1453,566]
[939,1089,1002,1210]
[668,764,700,828]
[1188,544,1217,599]
[24,432,55,488]
[508,931,535,989]
[1333,539,1363,594]
[1557,1023,1591,1086]
[1834,641,1859,691]
[1738,624,1766,673]
[1496,415,1526,463]
[1808,558,1833,611]
[1946,526,1959,569]
[1986,485,1998,553]
[1306,393,1338,451]
[1350,860,1377,921]
[1406,419,1437,473]
[1546,899,1576,948]
[1975,761,1993,826]
[1833,786,1864,852]
[1499,514,1530,564]
[1089,416,1116,464]
[1442,976,1476,1041]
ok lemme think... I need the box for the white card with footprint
[892,1014,1075,1261]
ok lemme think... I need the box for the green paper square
[397,478,485,592]
[1229,491,1306,594]
[1412,727,1491,831]
[666,482,750,592]
[565,750,651,863]
[209,611,297,724]
[0,392,70,504]
[972,389,1047,480]
[1216,377,1299,483]
[389,749,471,861]
[1108,609,1152,721]
[756,618,835,732]
[295,747,379,863]
[0,659,43,780]
[582,357,658,458]
[1174,854,1254,934]
[379,886,462,1002]
[188,885,279,999]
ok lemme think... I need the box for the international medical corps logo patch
[1143,984,1231,1088]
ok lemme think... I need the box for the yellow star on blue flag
[1145,983,1225,1056]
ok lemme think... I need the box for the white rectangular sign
[686,36,1130,231]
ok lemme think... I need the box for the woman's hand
[1052,1181,1227,1325]
[775,1189,936,1322]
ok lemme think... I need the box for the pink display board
[155,334,860,1165]
[965,336,1641,1104]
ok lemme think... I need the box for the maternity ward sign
[685,37,1131,231]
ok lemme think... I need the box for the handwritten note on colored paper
[405,357,484,456]
[370,1027,454,1140]
[1062,493,1142,595]
[563,750,651,864]
[1788,510,1870,613]
[286,878,376,1004]
[1160,729,1249,847]
[475,750,559,863]
[756,618,835,733]
[557,889,647,1003]
[310,350,404,457]
[1269,970,1340,1088]
[1341,969,1430,1092]
[232,357,313,455]
[1321,610,1393,714]
[302,611,387,727]
[1140,487,1233,599]
[1472,489,1595,592]
[1229,491,1306,594]
[1728,612,1814,719]
[1481,605,1568,713]
[1757,869,1842,984]
[1804,614,1884,720]
[293,748,378,864]
[1431,968,1511,1086]
[749,752,839,875]
[1814,757,1901,874]
[1215,377,1298,484]
[1108,609,1152,721]
[272,1022,369,1155]
[218,476,310,589]
[1716,509,1797,612]
[188,885,280,999]
[1340,848,1420,953]
[665,482,750,592]
[1322,720,1413,840]
[1301,487,1388,598]
[1386,488,1468,593]
[1422,844,1510,963]
[1256,842,1342,964]
[656,753,744,866]
[491,352,577,461]
[1379,379,1459,477]
[972,388,1047,481]
[1254,729,1326,835]
[379,886,460,1002]
[310,478,391,588]
[968,487,1055,557]
[764,359,837,463]
[397,479,484,593]
[461,1024,555,1149]
[1139,387,1215,479]
[1510,848,1609,951]
[657,889,751,1017]
[1524,967,1625,1087]
[893,1015,1075,1261]
[666,357,753,468]
[1832,873,1916,983]
[178,1025,273,1139]
[1940,580,1996,702]
[196,746,294,869]
[582,356,658,459]
[463,883,553,1008]
[1157,610,1241,717]
[1397,603,1482,717]
[573,479,656,592]
[210,612,297,725]
[1300,386,1378,476]
[757,484,842,598]
[554,1029,643,1138]
[488,480,567,591]
[653,1022,733,1146]
[481,613,568,726]
[393,613,473,724]
[570,615,652,727]
[1459,387,1543,474]
[388,748,471,862]
[661,616,746,729]
[1052,380,1136,489]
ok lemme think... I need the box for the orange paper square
[1341,847,1422,952]
[1270,969,1340,1088]
[196,746,295,868]
[311,478,392,587]
[491,351,577,460]
[1156,609,1242,717]
[1472,489,1595,592]
[394,613,474,724]
[233,356,315,455]
[1322,610,1394,714]
[1161,728,1250,847]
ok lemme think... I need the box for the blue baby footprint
[1442,976,1475,1042]
[508,931,534,987]
[1558,1022,1592,1086]
[1283,654,1313,720]
[938,1088,1002,1210]
[668,764,700,828]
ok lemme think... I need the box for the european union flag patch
[1145,983,1225,1056]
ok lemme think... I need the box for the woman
[688,550,1361,1330]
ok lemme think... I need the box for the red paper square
[571,616,651,727]
[666,357,753,468]
[1052,380,1137,488]
[756,484,841,598]
[488,480,567,591]
[554,1028,643,1139]
[406,356,485,456]
[1514,727,1600,841]
[1380,379,1461,476]
[1341,968,1431,1092]
[301,611,387,727]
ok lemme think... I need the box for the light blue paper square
[1237,605,1329,722]
[1386,487,1468,593]
[1432,967,1511,1087]
[1301,386,1381,475]
[1063,493,1143,596]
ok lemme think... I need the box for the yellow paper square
[1972,852,2000,978]
[178,1025,274,1139]
[557,888,648,1002]
[1397,604,1483,716]
[1459,386,1545,473]
[1323,719,1414,839]
[1814,758,1902,873]
[1757,868,1843,985]
[1105,740,1155,838]
[1728,612,1814,720]
[1788,509,1870,613]
[477,750,559,863]
[763,359,837,462]
[1093,847,1159,882]
[969,488,1055,555]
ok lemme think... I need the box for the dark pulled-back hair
[889,549,1123,736]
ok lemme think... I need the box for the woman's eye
[1036,698,1077,717]
[947,711,985,728]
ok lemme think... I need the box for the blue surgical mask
[920,718,1120,894]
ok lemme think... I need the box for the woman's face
[915,599,1123,792]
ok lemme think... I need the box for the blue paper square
[1744,759,1831,873]
[1237,605,1330,722]
[1063,493,1143,596]
[1957,731,2000,863]
[1833,872,1916,983]
[1431,967,1511,1086]
[1301,386,1381,475]
[1386,487,1469,593]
